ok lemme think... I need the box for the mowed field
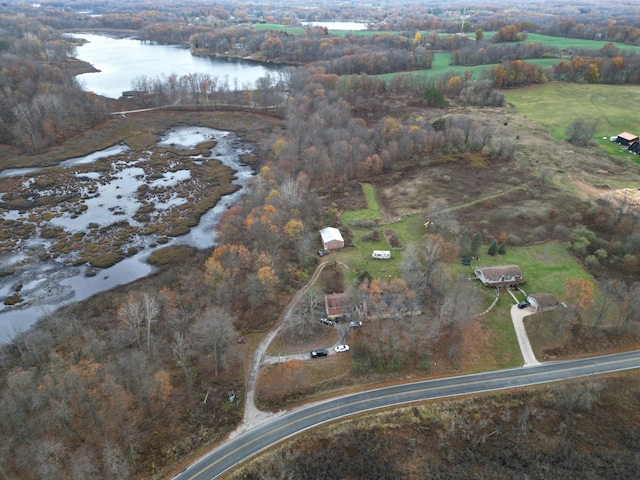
[505,83,640,148]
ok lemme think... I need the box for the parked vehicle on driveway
[319,318,333,326]
[335,344,350,353]
[517,301,530,309]
[349,321,362,328]
[311,349,328,358]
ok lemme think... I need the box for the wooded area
[1,1,640,479]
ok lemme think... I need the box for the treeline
[0,16,108,152]
[130,70,291,114]
[190,28,433,74]
[266,69,511,189]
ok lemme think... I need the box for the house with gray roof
[474,264,524,287]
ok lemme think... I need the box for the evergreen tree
[488,239,498,256]
[498,242,507,254]
[424,87,447,108]
[471,232,482,257]
[460,228,470,258]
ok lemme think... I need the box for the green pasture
[376,54,561,82]
[505,83,640,155]
[521,33,640,53]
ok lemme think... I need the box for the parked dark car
[461,257,472,265]
[517,301,530,309]
[317,249,330,257]
[311,349,328,358]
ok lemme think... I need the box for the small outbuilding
[319,227,344,250]
[526,292,559,312]
[616,132,639,147]
[371,250,391,259]
[474,264,524,287]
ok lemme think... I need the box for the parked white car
[335,344,350,353]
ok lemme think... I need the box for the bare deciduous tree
[191,307,238,376]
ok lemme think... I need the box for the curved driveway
[172,349,640,480]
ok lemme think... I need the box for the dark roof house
[474,264,524,287]
[629,140,640,155]
[324,293,351,319]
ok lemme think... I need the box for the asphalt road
[172,349,640,480]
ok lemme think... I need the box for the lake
[69,33,281,98]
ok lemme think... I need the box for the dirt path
[231,260,347,437]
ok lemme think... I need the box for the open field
[505,83,640,140]
[520,32,640,53]
[376,54,561,81]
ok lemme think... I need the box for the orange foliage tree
[564,278,595,325]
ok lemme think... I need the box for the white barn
[319,227,344,250]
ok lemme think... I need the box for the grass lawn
[339,184,427,283]
[340,183,383,224]
[447,241,602,369]
[475,241,596,297]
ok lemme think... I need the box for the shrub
[553,224,572,242]
[361,230,380,242]
[584,255,600,269]
[507,233,524,246]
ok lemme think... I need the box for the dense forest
[1,1,640,479]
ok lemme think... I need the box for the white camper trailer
[371,250,391,259]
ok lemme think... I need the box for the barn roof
[618,132,638,141]
[320,227,344,243]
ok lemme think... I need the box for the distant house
[319,227,344,250]
[526,292,559,312]
[629,141,640,155]
[324,293,351,319]
[474,264,524,287]
[615,132,639,147]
